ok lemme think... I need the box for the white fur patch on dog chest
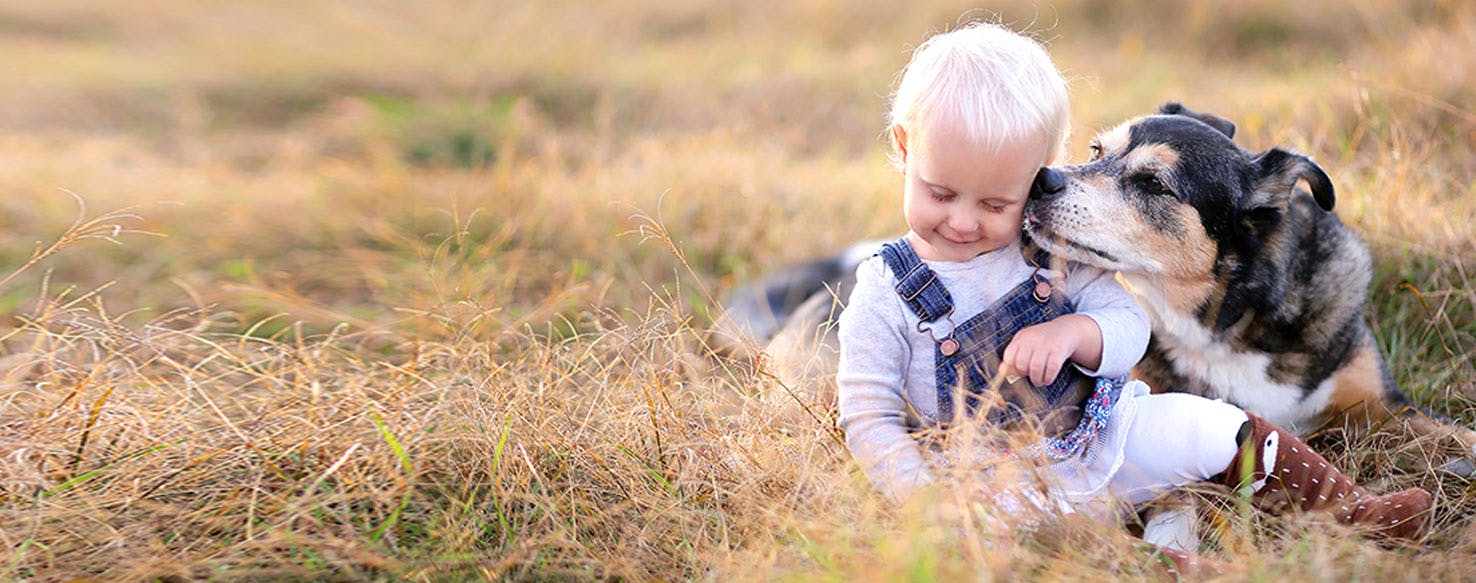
[1128,277,1333,435]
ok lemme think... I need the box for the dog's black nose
[1031,167,1066,198]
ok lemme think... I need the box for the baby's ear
[891,124,908,163]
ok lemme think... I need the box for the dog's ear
[1251,148,1335,212]
[1239,149,1335,242]
[1158,102,1237,139]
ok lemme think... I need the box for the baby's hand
[1000,316,1097,386]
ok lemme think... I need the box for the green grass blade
[368,412,414,542]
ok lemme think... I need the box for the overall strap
[878,238,954,323]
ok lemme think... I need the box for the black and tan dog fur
[714,103,1476,464]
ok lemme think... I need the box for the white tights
[1107,392,1250,506]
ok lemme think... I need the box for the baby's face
[899,122,1051,262]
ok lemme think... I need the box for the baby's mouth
[941,233,979,246]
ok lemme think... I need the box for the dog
[1023,102,1476,455]
[713,103,1476,466]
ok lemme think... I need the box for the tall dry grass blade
[639,381,669,477]
[70,383,115,475]
[753,364,845,452]
[0,191,146,293]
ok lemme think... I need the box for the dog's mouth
[1048,235,1123,267]
[1024,217,1123,267]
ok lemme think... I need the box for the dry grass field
[3,0,1476,580]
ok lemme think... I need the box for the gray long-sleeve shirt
[836,239,1150,502]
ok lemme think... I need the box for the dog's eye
[1087,142,1103,161]
[1138,174,1173,196]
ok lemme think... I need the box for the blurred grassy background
[2,0,1475,580]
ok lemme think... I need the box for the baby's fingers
[1042,355,1064,387]
[1028,349,1052,386]
[1000,344,1020,383]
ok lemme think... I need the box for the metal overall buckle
[1027,253,1054,303]
[1031,272,1052,303]
[915,306,959,356]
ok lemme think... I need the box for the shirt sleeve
[835,257,934,503]
[1061,263,1150,378]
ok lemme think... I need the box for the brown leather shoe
[1219,412,1432,542]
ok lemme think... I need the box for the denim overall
[879,238,1125,460]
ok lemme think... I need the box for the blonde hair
[887,22,1070,168]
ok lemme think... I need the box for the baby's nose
[1031,167,1066,198]
[949,211,979,232]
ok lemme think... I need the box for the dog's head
[1023,102,1335,311]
